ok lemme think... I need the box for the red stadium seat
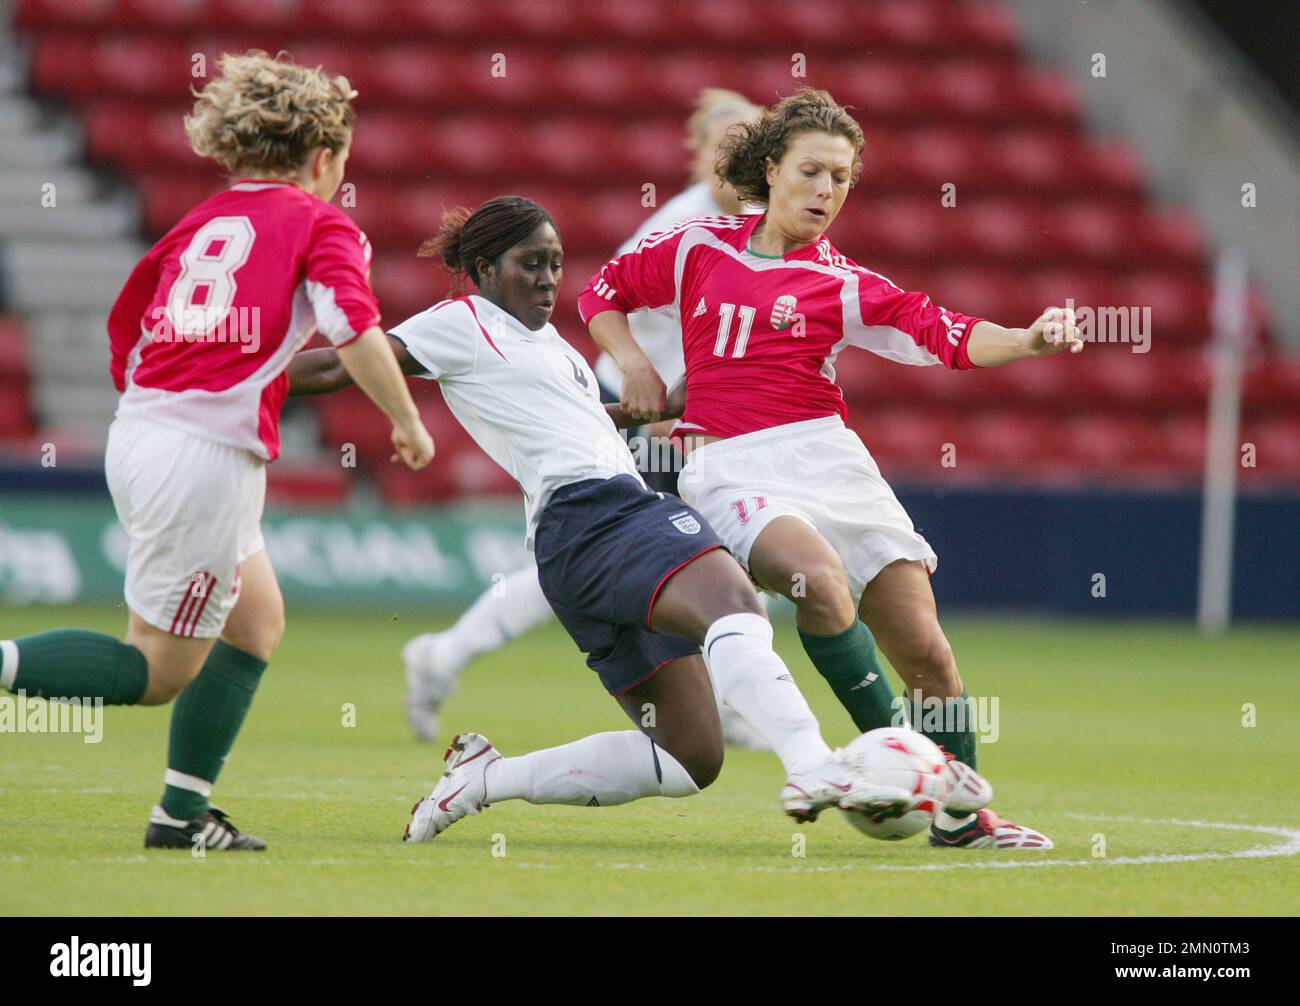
[301,0,387,39]
[16,0,118,30]
[29,35,95,99]
[1149,414,1207,476]
[857,198,946,259]
[551,51,648,109]
[956,408,1055,475]
[1247,417,1300,481]
[1072,351,1162,408]
[1260,356,1300,409]
[1054,202,1129,262]
[1137,209,1204,264]
[847,406,951,475]
[837,59,928,122]
[640,53,740,109]
[615,119,691,182]
[1112,271,1209,343]
[926,266,1025,324]
[924,62,1008,122]
[577,0,670,43]
[952,199,1040,260]
[0,318,35,443]
[266,463,351,507]
[525,119,616,177]
[1059,413,1151,474]
[211,0,302,32]
[121,0,206,29]
[1014,69,1081,124]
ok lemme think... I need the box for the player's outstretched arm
[287,348,351,396]
[336,326,435,470]
[288,334,425,397]
[967,307,1086,368]
[588,310,667,421]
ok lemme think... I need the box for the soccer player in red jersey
[0,52,434,850]
[581,89,1083,850]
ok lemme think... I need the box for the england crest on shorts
[669,510,701,535]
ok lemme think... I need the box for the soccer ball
[839,727,950,841]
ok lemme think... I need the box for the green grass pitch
[1,604,1296,916]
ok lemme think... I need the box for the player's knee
[791,558,854,623]
[139,659,203,706]
[678,741,724,791]
[719,579,766,619]
[223,608,285,662]
[895,631,960,696]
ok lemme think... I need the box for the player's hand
[621,364,668,422]
[391,421,435,470]
[1025,306,1085,357]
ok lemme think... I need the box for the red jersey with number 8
[577,213,982,440]
[107,180,380,461]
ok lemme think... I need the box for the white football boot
[929,808,1054,850]
[402,633,462,744]
[780,751,916,824]
[939,750,994,814]
[404,732,501,843]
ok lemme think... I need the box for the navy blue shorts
[534,475,724,695]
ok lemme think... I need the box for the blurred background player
[287,196,929,838]
[584,88,1086,850]
[0,52,434,851]
[400,89,769,748]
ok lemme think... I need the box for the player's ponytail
[419,196,558,290]
[715,87,864,205]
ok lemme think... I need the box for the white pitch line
[741,815,1300,874]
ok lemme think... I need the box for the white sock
[485,731,698,806]
[935,809,976,831]
[703,613,831,776]
[0,640,18,691]
[438,563,552,670]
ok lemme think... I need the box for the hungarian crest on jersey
[669,509,701,535]
[770,294,798,330]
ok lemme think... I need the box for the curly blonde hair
[184,50,356,176]
[715,87,864,205]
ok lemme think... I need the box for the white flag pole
[1197,246,1250,634]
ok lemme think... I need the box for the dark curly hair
[715,88,865,205]
[419,195,557,290]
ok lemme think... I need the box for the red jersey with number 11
[107,181,380,461]
[578,213,982,440]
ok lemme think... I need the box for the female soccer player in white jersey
[0,52,434,851]
[287,196,932,841]
[582,88,1083,850]
[398,89,767,749]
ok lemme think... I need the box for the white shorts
[678,415,937,601]
[105,416,267,638]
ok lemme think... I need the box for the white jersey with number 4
[390,295,645,546]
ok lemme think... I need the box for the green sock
[905,690,978,770]
[160,641,268,822]
[4,630,148,704]
[797,621,899,732]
